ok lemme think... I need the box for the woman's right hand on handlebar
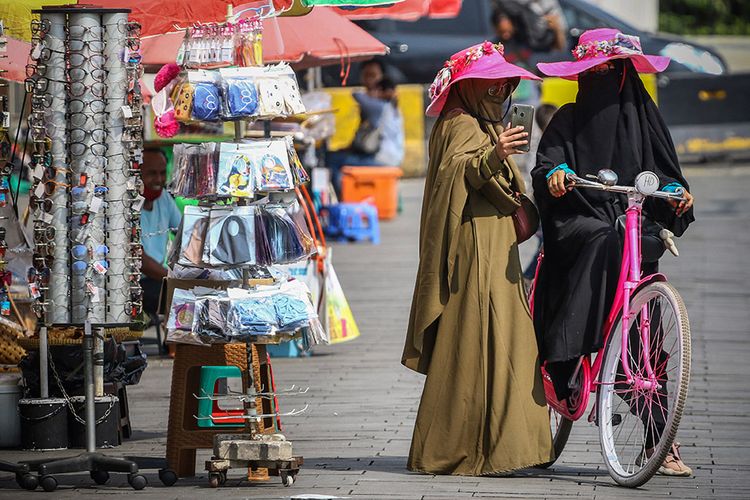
[547,169,569,198]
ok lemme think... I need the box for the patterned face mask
[192,82,221,121]
[224,77,259,117]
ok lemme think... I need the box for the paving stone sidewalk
[0,165,748,499]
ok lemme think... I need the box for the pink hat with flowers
[426,41,541,117]
[537,28,671,80]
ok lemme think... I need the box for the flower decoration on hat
[429,41,505,99]
[573,33,642,61]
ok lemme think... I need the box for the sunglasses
[68,66,107,82]
[67,39,106,53]
[103,20,141,36]
[487,82,513,97]
[68,110,108,128]
[65,25,105,39]
[69,98,107,114]
[67,81,107,99]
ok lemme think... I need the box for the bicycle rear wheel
[597,282,691,487]
[537,407,573,468]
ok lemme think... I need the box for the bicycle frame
[536,175,679,421]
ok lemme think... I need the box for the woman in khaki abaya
[403,42,554,476]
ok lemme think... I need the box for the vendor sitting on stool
[140,148,182,319]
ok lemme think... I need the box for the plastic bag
[261,204,315,265]
[226,295,277,338]
[170,143,217,198]
[216,143,255,198]
[219,68,260,119]
[178,205,211,267]
[193,294,233,344]
[208,206,256,267]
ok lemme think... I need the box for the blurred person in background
[359,59,386,95]
[140,148,182,319]
[327,62,405,193]
[492,1,567,200]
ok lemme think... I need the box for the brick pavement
[0,166,748,499]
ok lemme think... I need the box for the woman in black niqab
[531,58,695,475]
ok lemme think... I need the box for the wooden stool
[165,343,274,477]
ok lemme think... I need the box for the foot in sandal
[657,442,692,477]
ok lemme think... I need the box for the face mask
[143,186,162,202]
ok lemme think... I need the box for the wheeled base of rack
[0,461,38,491]
[205,456,303,488]
[22,452,146,492]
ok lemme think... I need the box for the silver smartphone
[510,104,535,153]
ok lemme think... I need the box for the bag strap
[296,185,328,273]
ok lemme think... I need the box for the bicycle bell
[597,169,618,186]
[635,171,659,195]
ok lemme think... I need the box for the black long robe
[530,61,694,395]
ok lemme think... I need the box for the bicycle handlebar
[565,173,686,202]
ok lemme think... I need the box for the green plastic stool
[196,366,244,428]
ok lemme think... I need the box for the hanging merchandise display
[169,137,304,199]
[25,9,144,326]
[154,12,334,488]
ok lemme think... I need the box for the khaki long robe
[403,110,554,475]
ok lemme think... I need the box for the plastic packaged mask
[171,82,195,122]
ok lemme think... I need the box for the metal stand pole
[83,322,96,453]
[39,326,48,398]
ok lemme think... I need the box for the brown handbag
[511,193,540,243]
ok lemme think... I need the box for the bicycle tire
[597,281,691,487]
[537,408,573,468]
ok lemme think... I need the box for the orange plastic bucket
[340,166,403,220]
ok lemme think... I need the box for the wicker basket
[0,318,27,365]
[17,326,144,350]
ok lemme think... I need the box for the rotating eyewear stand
[22,322,147,492]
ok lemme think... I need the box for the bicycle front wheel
[597,281,691,487]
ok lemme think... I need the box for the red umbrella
[334,0,462,21]
[141,7,387,69]
[1,6,387,83]
[0,36,31,84]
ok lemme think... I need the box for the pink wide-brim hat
[426,41,540,117]
[537,28,671,80]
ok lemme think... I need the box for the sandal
[657,442,692,477]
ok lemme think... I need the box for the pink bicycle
[530,169,691,487]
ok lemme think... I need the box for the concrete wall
[587,0,659,33]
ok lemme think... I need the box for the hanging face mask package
[160,16,328,354]
[169,137,305,201]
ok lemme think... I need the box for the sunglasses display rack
[26,7,144,327]
[0,24,11,318]
[19,7,150,493]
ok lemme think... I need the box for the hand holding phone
[495,125,529,161]
[510,104,535,153]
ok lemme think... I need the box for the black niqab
[530,58,695,378]
[534,59,694,236]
